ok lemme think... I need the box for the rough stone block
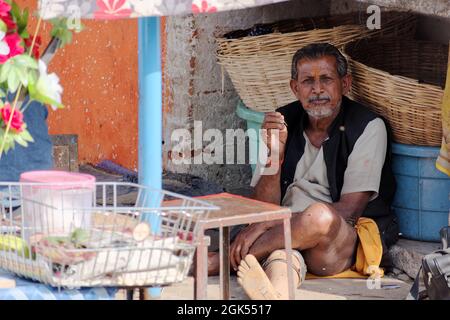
[388,239,441,279]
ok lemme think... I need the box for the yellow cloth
[306,217,384,280]
[436,43,450,177]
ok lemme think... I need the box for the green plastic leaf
[0,20,6,33]
[7,71,19,92]
[27,69,38,85]
[10,1,28,36]
[14,133,28,147]
[0,55,38,91]
[50,18,81,48]
[0,129,15,154]
[0,63,11,83]
[13,55,38,69]
[20,128,34,143]
[19,29,29,39]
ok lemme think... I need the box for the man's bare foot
[208,252,220,276]
[237,254,281,300]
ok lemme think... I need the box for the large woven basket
[344,38,448,146]
[217,12,417,112]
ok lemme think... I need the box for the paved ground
[157,275,411,300]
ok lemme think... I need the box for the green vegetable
[0,235,31,258]
[70,228,89,248]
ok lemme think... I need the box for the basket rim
[348,56,445,93]
[216,10,415,42]
[216,24,366,43]
[344,39,448,93]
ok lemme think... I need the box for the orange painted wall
[16,1,139,170]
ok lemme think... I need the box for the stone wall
[163,0,331,190]
[354,0,449,17]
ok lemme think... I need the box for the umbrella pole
[138,16,163,299]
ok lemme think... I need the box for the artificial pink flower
[0,33,24,63]
[1,103,24,132]
[192,1,217,13]
[94,0,133,19]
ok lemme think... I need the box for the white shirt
[251,118,387,213]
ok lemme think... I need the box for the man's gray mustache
[308,96,331,103]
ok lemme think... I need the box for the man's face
[290,55,351,119]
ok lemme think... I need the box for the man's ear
[290,79,299,96]
[341,73,352,96]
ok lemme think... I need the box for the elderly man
[208,43,399,299]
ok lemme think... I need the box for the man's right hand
[230,221,277,271]
[261,112,288,163]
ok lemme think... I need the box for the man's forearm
[330,191,373,225]
[252,169,282,205]
[331,202,361,225]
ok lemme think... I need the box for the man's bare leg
[209,202,357,286]
[249,203,358,276]
[262,249,304,299]
[208,252,220,275]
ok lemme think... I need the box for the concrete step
[158,275,410,300]
[388,239,442,280]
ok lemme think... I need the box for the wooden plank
[163,192,287,220]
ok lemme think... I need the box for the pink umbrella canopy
[38,0,289,19]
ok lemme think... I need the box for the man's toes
[238,264,247,274]
[244,254,260,267]
[239,259,250,271]
[237,270,245,279]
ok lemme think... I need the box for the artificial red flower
[0,32,24,63]
[1,103,24,132]
[192,1,217,13]
[0,0,11,17]
[0,0,15,30]
[2,14,16,30]
[25,35,41,59]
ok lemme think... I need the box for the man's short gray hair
[291,43,348,80]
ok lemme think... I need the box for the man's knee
[266,249,289,261]
[299,203,338,236]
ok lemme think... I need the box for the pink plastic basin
[20,170,96,189]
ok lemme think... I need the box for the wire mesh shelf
[0,182,218,289]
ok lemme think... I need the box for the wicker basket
[216,12,417,112]
[344,38,448,146]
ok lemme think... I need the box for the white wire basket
[0,182,218,289]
